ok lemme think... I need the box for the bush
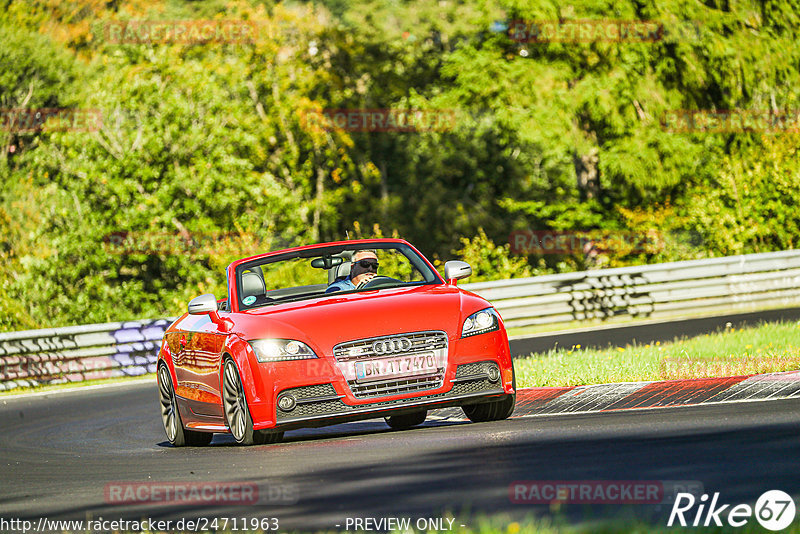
[452,229,543,283]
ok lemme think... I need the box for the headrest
[328,251,353,283]
[241,271,266,298]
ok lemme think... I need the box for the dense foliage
[1,0,799,329]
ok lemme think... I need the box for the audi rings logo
[372,337,412,355]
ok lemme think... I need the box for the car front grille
[454,362,486,377]
[333,331,448,361]
[333,331,448,399]
[286,383,338,398]
[347,374,444,398]
[275,362,504,424]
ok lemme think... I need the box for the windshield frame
[232,241,443,312]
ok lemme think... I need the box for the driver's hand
[356,272,376,288]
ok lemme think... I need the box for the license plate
[355,352,437,382]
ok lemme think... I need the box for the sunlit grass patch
[515,321,800,388]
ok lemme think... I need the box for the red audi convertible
[157,238,515,446]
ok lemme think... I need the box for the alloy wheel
[223,360,247,441]
[158,365,178,442]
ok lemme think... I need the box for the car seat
[328,251,353,284]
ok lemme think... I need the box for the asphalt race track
[2,381,800,531]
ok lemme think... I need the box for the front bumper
[255,361,507,431]
[246,328,514,430]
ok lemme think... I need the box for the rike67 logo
[668,490,796,531]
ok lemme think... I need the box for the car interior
[239,257,342,307]
[236,248,425,309]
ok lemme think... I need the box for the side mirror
[188,293,218,315]
[187,293,229,330]
[444,260,472,285]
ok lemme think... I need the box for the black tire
[462,366,516,423]
[158,364,213,447]
[462,393,515,422]
[385,410,427,430]
[222,358,284,446]
[257,429,285,445]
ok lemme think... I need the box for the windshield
[235,242,441,310]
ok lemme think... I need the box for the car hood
[229,284,489,352]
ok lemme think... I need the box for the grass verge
[515,320,800,388]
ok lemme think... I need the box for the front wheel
[385,410,427,430]
[158,364,213,447]
[223,359,284,446]
[462,393,515,422]
[462,366,516,423]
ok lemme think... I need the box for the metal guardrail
[463,249,800,330]
[0,319,172,390]
[2,249,799,390]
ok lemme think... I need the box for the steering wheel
[359,276,403,290]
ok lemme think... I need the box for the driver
[326,249,379,293]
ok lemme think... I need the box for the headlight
[249,339,318,362]
[461,307,500,337]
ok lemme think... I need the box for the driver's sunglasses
[355,259,379,271]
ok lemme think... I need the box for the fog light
[487,365,501,383]
[277,394,296,412]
